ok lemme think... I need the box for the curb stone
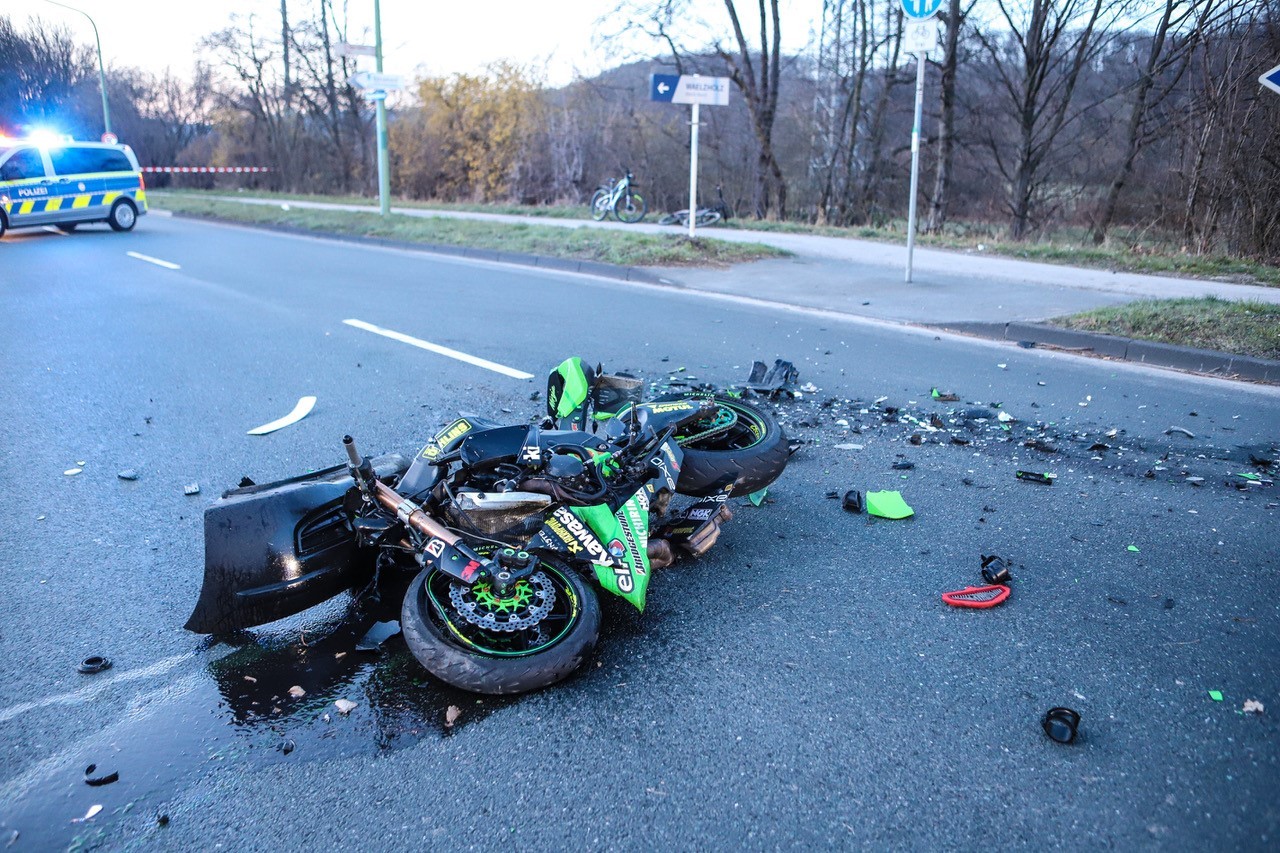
[933,321,1279,382]
[164,210,668,286]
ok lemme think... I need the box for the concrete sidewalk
[188,194,1280,326]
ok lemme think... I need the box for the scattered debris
[931,388,960,402]
[980,555,1012,585]
[238,476,256,488]
[243,675,257,683]
[865,490,913,519]
[1127,545,1140,553]
[1243,699,1265,714]
[247,395,317,436]
[63,468,82,476]
[747,488,768,507]
[942,584,1010,609]
[71,805,103,823]
[833,443,864,451]
[84,764,119,787]
[1165,426,1195,439]
[183,483,201,496]
[356,620,402,652]
[842,490,863,513]
[334,698,357,715]
[288,685,306,698]
[743,359,799,394]
[117,469,139,481]
[1015,470,1055,485]
[77,655,112,674]
[1208,690,1223,702]
[156,812,170,827]
[445,705,462,728]
[891,461,915,471]
[997,411,1016,423]
[279,739,295,755]
[1042,707,1081,744]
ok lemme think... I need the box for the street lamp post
[46,0,112,138]
[373,0,390,215]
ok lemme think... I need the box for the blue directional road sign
[901,0,943,19]
[1261,64,1280,97]
[649,74,730,106]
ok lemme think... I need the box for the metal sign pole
[374,0,390,216]
[688,101,700,239]
[905,50,926,283]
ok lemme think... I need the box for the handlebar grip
[343,435,362,468]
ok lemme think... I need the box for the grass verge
[152,193,786,267]
[1051,297,1280,360]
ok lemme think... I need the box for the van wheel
[108,199,137,232]
[0,212,7,239]
[57,223,77,233]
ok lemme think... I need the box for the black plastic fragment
[77,655,112,674]
[842,490,863,513]
[84,764,119,786]
[356,620,401,652]
[1016,470,1054,485]
[892,462,915,470]
[980,554,1012,585]
[744,359,799,394]
[1042,707,1081,744]
[238,476,256,488]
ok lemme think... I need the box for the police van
[0,138,147,238]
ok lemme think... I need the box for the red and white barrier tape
[141,166,271,173]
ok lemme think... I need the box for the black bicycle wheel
[694,209,722,227]
[615,191,647,223]
[590,189,610,222]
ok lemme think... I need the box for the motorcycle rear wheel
[670,395,789,497]
[402,552,600,695]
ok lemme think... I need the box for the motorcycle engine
[443,489,552,539]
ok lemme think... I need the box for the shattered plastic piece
[942,584,1010,609]
[63,468,82,476]
[997,411,1016,423]
[1127,545,1140,553]
[183,483,201,496]
[865,490,914,519]
[334,698,357,714]
[833,443,864,450]
[931,389,960,402]
[238,476,256,488]
[279,739,295,755]
[84,764,119,787]
[891,462,915,471]
[799,382,819,393]
[1165,426,1195,439]
[77,655,112,674]
[747,488,768,507]
[72,805,103,823]
[117,469,139,481]
[1015,470,1055,485]
[1042,707,1081,744]
[997,363,1007,370]
[744,359,799,394]
[1208,690,1223,702]
[842,490,863,513]
[288,685,306,698]
[247,395,317,436]
[1243,699,1264,714]
[356,620,402,651]
[445,705,462,728]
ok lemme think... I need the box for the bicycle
[590,171,647,223]
[658,185,733,228]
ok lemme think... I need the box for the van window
[50,147,133,175]
[0,148,45,181]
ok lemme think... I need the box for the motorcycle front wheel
[402,552,601,695]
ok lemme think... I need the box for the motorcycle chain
[677,405,738,446]
[447,571,556,633]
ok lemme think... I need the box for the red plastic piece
[942,584,1011,609]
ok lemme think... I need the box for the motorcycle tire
[669,395,790,497]
[590,189,610,222]
[402,553,601,695]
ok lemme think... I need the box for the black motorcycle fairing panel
[184,454,409,634]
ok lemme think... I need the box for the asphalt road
[1,216,1277,850]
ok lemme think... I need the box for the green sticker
[865,490,914,520]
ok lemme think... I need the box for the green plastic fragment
[747,488,768,507]
[1127,545,1140,552]
[1237,472,1261,481]
[1209,690,1223,702]
[931,388,940,398]
[865,490,914,519]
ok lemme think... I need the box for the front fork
[344,435,530,594]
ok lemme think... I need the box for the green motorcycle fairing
[571,491,652,612]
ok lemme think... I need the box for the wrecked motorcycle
[186,358,789,694]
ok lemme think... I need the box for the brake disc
[447,571,557,633]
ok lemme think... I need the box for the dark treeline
[3,0,1277,259]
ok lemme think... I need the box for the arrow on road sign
[901,0,943,19]
[1261,64,1280,97]
[351,71,405,92]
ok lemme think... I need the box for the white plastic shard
[247,396,317,435]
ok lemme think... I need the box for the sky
[6,0,822,88]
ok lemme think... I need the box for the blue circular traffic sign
[901,0,942,19]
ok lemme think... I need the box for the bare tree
[924,0,976,232]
